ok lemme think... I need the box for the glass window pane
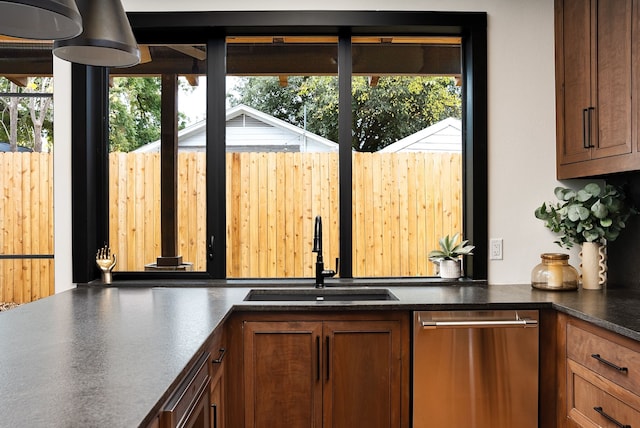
[351,36,463,277]
[225,36,339,278]
[108,44,207,272]
[0,75,55,301]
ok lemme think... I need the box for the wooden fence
[110,152,461,277]
[0,153,54,304]
[1,151,461,303]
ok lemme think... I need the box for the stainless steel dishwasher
[413,310,539,428]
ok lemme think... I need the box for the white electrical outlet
[490,238,503,260]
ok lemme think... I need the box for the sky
[178,76,241,125]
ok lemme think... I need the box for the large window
[350,37,463,277]
[225,37,340,278]
[72,11,487,283]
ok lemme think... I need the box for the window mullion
[207,36,227,278]
[338,32,352,278]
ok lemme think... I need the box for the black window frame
[71,11,487,284]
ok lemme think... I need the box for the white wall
[52,58,74,294]
[54,0,568,287]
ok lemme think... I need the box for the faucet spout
[312,215,337,288]
[313,215,322,254]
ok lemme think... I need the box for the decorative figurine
[95,245,117,284]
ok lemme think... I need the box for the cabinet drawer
[567,323,640,394]
[208,326,226,378]
[568,359,640,428]
[162,352,211,428]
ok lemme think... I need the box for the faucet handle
[335,257,340,276]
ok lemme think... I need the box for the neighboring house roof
[0,142,32,152]
[378,117,462,153]
[134,104,338,153]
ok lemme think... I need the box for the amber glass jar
[531,253,578,291]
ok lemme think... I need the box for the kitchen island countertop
[0,283,639,427]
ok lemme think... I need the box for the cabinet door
[591,0,632,159]
[556,0,593,165]
[323,320,401,428]
[210,358,225,428]
[556,0,633,173]
[243,321,323,428]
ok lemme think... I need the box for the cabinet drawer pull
[593,406,631,428]
[591,353,628,373]
[212,348,226,364]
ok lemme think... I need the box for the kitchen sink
[244,288,398,302]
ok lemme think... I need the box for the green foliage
[0,77,53,151]
[108,77,191,153]
[534,183,638,248]
[109,77,162,152]
[228,75,461,152]
[428,233,475,261]
[352,76,461,152]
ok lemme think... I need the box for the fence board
[1,151,462,302]
[0,153,54,303]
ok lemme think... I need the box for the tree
[228,75,461,151]
[27,78,53,152]
[0,77,54,152]
[109,77,162,153]
[109,77,193,153]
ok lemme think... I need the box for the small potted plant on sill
[428,233,475,279]
[534,182,637,289]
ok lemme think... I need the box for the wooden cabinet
[557,313,640,427]
[243,320,323,427]
[555,0,637,178]
[323,320,403,428]
[209,327,226,428]
[225,311,409,428]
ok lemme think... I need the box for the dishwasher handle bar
[421,318,538,329]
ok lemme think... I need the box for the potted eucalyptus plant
[428,233,475,279]
[534,182,637,289]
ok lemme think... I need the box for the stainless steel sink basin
[244,288,398,302]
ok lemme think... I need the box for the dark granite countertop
[0,283,638,427]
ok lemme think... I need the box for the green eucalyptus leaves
[534,183,637,248]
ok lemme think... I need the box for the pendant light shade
[0,0,82,40]
[53,0,140,68]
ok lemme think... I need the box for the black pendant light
[53,0,140,68]
[0,0,82,40]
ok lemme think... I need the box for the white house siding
[379,117,461,153]
[134,105,338,153]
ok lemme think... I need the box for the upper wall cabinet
[555,0,638,179]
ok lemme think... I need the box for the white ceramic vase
[439,259,461,279]
[580,242,607,290]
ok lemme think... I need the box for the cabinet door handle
[212,348,226,364]
[326,336,330,381]
[587,106,595,148]
[591,353,628,373]
[582,108,589,149]
[316,336,321,381]
[211,403,218,428]
[593,406,631,428]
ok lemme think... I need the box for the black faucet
[312,215,338,288]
